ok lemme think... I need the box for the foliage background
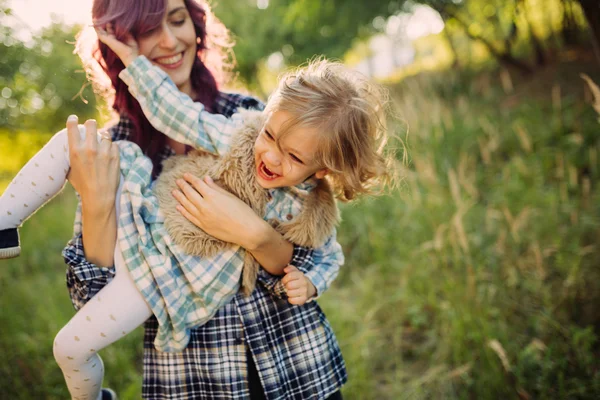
[1,0,599,398]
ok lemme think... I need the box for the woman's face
[137,0,197,96]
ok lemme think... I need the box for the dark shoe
[101,388,117,400]
[0,228,20,259]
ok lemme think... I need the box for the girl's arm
[119,56,244,155]
[258,233,343,302]
[96,27,243,155]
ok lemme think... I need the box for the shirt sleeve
[118,56,244,155]
[299,230,344,299]
[256,245,315,298]
[62,201,116,310]
[257,231,344,300]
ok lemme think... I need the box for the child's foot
[0,228,20,259]
[101,388,118,400]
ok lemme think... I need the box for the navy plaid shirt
[63,92,347,399]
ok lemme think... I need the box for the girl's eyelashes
[263,129,274,140]
[289,153,304,164]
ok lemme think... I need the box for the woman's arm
[66,116,120,267]
[173,174,292,275]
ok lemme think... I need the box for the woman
[64,0,346,398]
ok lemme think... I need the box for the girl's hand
[173,174,269,250]
[95,22,139,67]
[281,265,317,305]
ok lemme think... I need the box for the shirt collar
[268,177,318,198]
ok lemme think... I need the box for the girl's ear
[315,169,328,179]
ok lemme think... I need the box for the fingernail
[68,115,77,122]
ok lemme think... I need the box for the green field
[1,58,599,399]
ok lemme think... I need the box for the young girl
[0,28,393,400]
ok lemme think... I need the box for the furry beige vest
[153,110,339,296]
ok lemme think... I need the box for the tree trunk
[522,0,547,66]
[444,7,533,74]
[562,0,580,45]
[577,0,600,65]
[439,11,460,69]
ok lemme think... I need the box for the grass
[1,57,599,399]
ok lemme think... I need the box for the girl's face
[137,0,197,96]
[254,110,328,189]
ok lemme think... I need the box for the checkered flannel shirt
[63,85,347,398]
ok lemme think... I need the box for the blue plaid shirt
[63,92,347,399]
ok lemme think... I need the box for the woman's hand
[95,22,139,67]
[173,174,267,249]
[66,115,120,267]
[173,174,294,275]
[67,115,120,210]
[281,265,317,305]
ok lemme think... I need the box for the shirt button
[286,214,293,221]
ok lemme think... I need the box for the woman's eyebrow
[168,7,187,17]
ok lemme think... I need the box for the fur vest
[153,110,339,296]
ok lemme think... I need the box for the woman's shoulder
[105,115,135,141]
[214,92,265,116]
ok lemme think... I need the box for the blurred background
[1,0,599,398]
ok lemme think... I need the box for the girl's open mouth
[258,161,280,181]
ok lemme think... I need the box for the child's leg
[0,124,103,258]
[0,128,71,229]
[53,246,152,400]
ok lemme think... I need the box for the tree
[0,5,97,134]
[576,0,600,64]
[212,0,404,83]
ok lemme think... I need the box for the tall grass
[321,60,600,399]
[1,60,599,399]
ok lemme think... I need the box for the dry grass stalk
[531,242,546,280]
[513,123,532,153]
[445,363,472,380]
[502,206,530,242]
[580,73,600,114]
[452,206,471,254]
[499,68,513,94]
[495,229,507,255]
[488,339,511,372]
[568,164,578,187]
[555,152,565,179]
[552,84,562,113]
[457,153,478,198]
[414,155,439,186]
[448,169,462,207]
[478,137,491,165]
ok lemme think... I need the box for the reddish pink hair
[81,0,233,175]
